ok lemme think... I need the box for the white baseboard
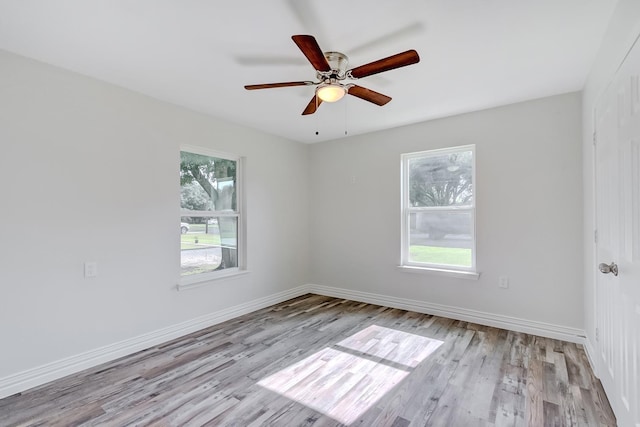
[0,285,311,400]
[307,284,586,344]
[0,283,586,400]
[583,335,600,378]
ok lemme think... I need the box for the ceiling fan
[244,35,420,115]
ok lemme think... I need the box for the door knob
[599,262,618,276]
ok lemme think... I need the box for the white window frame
[400,144,478,278]
[178,145,247,290]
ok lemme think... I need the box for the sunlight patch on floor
[257,325,443,424]
[337,324,444,368]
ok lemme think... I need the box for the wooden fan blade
[245,81,314,90]
[348,50,420,79]
[292,35,331,72]
[302,95,322,115]
[347,85,392,106]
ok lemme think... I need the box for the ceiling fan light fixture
[316,83,346,103]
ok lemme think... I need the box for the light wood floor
[0,294,616,426]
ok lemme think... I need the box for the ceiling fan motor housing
[319,51,349,80]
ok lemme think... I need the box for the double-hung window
[401,145,476,273]
[179,146,244,284]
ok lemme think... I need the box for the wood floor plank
[0,294,615,426]
[525,358,545,426]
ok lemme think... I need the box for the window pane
[180,151,236,213]
[408,211,472,268]
[409,151,473,207]
[180,216,238,276]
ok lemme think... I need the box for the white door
[595,35,640,427]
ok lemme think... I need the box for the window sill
[177,269,250,291]
[396,265,480,280]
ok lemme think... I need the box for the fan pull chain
[315,95,320,136]
[344,96,348,136]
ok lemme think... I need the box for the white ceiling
[0,0,617,143]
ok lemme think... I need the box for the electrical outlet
[84,261,98,278]
[498,276,509,289]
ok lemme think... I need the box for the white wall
[0,50,309,380]
[0,46,589,395]
[582,0,640,370]
[309,93,584,330]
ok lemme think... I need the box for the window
[180,146,244,283]
[401,145,476,273]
